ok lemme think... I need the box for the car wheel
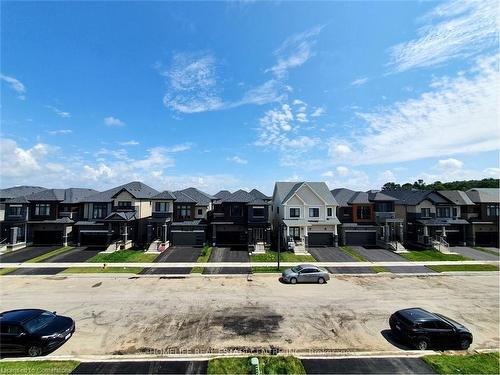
[416,339,429,351]
[290,277,297,284]
[318,277,325,284]
[459,338,471,350]
[27,345,43,357]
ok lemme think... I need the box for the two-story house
[466,188,499,247]
[210,189,271,251]
[272,182,340,252]
[148,190,176,247]
[75,181,159,249]
[332,188,403,249]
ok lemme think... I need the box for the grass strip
[473,247,500,256]
[207,356,305,375]
[339,246,389,273]
[87,249,158,263]
[423,352,499,374]
[0,268,17,275]
[26,246,75,263]
[0,360,80,375]
[252,266,289,273]
[191,246,213,273]
[251,250,315,262]
[427,264,499,273]
[62,266,143,274]
[399,250,470,262]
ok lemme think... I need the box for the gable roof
[276,182,338,205]
[438,190,475,205]
[151,191,176,200]
[218,189,270,205]
[466,188,500,203]
[214,190,232,200]
[81,181,159,202]
[172,191,197,203]
[9,188,99,204]
[0,186,47,200]
[249,189,271,201]
[382,190,450,205]
[331,188,356,207]
[177,187,215,206]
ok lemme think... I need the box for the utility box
[250,357,260,375]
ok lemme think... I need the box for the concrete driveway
[308,247,375,274]
[302,357,435,374]
[141,246,202,275]
[450,246,500,261]
[203,246,250,274]
[351,247,434,273]
[0,245,60,263]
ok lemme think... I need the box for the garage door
[171,231,205,247]
[33,231,63,245]
[345,231,376,246]
[308,233,333,247]
[476,232,499,247]
[216,231,247,246]
[80,233,108,247]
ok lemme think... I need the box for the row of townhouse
[0,181,498,252]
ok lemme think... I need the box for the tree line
[382,178,499,191]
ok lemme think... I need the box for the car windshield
[291,266,303,273]
[22,311,56,333]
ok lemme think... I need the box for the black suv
[0,309,75,356]
[389,308,473,350]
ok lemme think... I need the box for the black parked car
[0,309,75,356]
[389,308,473,350]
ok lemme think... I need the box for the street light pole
[277,223,282,270]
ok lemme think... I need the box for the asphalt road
[308,247,375,274]
[302,357,435,374]
[141,246,202,275]
[350,247,435,273]
[203,246,250,274]
[1,273,498,357]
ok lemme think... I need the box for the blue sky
[1,1,498,194]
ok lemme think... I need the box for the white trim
[288,206,302,219]
[308,206,320,218]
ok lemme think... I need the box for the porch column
[384,224,389,241]
[163,224,168,242]
[146,223,152,243]
[399,223,404,243]
[303,226,308,247]
[10,227,18,245]
[423,225,429,246]
[441,226,447,238]
[62,225,68,247]
[212,224,217,247]
[333,225,338,247]
[123,224,128,243]
[106,222,112,245]
[470,223,476,246]
[462,225,467,246]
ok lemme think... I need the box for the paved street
[302,357,435,374]
[350,247,435,273]
[450,246,500,261]
[1,273,498,357]
[308,247,375,274]
[72,360,207,374]
[141,246,202,275]
[203,247,250,274]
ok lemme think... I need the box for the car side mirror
[53,311,57,315]
[17,332,26,337]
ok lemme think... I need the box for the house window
[254,228,265,241]
[289,208,300,218]
[437,207,451,218]
[35,204,50,216]
[452,207,458,217]
[197,208,203,215]
[230,204,243,217]
[421,208,431,218]
[92,203,107,219]
[309,208,320,218]
[487,204,499,217]
[8,205,22,216]
[289,227,301,240]
[277,207,279,214]
[356,206,371,220]
[327,207,333,217]
[252,206,265,218]
[176,205,191,219]
[117,201,132,208]
[376,202,393,212]
[155,202,169,212]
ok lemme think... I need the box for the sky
[1,0,499,195]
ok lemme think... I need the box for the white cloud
[47,129,72,135]
[388,0,498,72]
[0,138,58,177]
[336,166,350,176]
[437,158,464,170]
[296,112,308,123]
[227,156,248,165]
[1,74,26,100]
[46,105,71,118]
[321,171,334,178]
[329,143,352,157]
[336,55,499,165]
[323,168,371,191]
[311,107,325,117]
[235,79,285,106]
[351,77,368,86]
[163,143,192,153]
[378,169,396,183]
[483,167,500,177]
[104,116,125,126]
[118,140,140,146]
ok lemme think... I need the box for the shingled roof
[81,181,159,202]
[275,182,338,205]
[382,190,450,205]
[466,188,500,203]
[438,190,475,205]
[176,187,215,206]
[151,191,177,200]
[7,188,98,204]
[0,186,46,200]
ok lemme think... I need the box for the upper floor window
[176,205,191,219]
[8,205,22,216]
[309,207,319,218]
[117,201,132,208]
[289,208,300,218]
[197,208,203,215]
[436,207,451,218]
[487,204,499,217]
[35,203,50,216]
[356,206,371,220]
[277,207,279,214]
[376,202,394,212]
[327,207,333,217]
[421,208,431,218]
[452,207,458,217]
[230,204,242,217]
[93,203,107,219]
[154,202,169,212]
[252,206,265,218]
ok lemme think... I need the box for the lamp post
[277,223,282,270]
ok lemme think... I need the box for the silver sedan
[281,264,330,284]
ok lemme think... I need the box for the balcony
[152,211,173,219]
[375,211,395,223]
[5,212,28,221]
[59,211,78,220]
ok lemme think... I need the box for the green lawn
[252,266,289,273]
[86,249,158,263]
[428,264,499,272]
[207,356,305,374]
[339,246,388,273]
[251,250,315,262]
[62,266,143,274]
[191,246,213,273]
[26,246,75,263]
[474,247,500,256]
[399,250,470,262]
[0,360,80,375]
[423,352,499,374]
[0,267,17,275]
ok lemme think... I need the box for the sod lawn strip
[251,250,315,262]
[192,246,213,273]
[86,249,158,263]
[252,266,289,273]
[399,250,470,262]
[62,266,143,274]
[339,246,389,273]
[427,264,499,272]
[423,352,499,374]
[26,246,75,263]
[0,361,80,375]
[207,356,305,375]
[0,268,17,275]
